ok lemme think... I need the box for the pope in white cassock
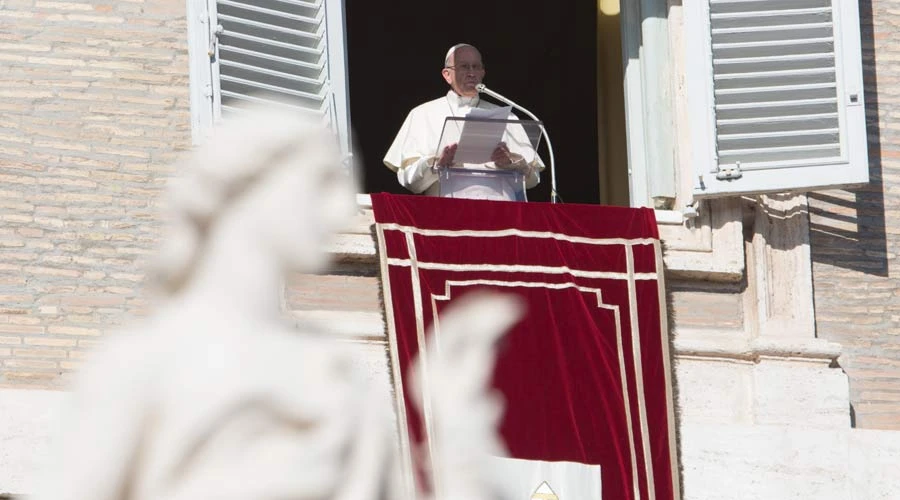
[383,43,545,200]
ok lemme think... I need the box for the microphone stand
[476,84,558,203]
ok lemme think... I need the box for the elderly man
[383,43,544,198]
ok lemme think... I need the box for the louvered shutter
[685,0,868,198]
[205,0,350,150]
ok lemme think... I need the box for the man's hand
[437,143,458,168]
[491,141,512,167]
[492,142,532,176]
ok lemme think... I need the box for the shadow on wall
[808,0,887,277]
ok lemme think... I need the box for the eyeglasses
[445,63,484,72]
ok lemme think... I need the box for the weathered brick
[46,325,101,336]
[56,156,118,169]
[0,173,37,184]
[33,139,91,152]
[0,43,52,52]
[0,134,34,145]
[27,240,61,252]
[59,295,125,306]
[36,176,98,188]
[114,49,175,62]
[64,314,100,323]
[7,316,41,326]
[33,216,65,228]
[13,348,68,359]
[25,56,87,67]
[0,325,44,335]
[23,266,81,278]
[30,80,91,89]
[0,295,34,303]
[0,308,29,316]
[91,146,150,159]
[71,69,114,78]
[1,251,32,259]
[1,213,33,223]
[0,189,25,200]
[0,146,27,157]
[0,53,29,63]
[3,360,58,370]
[34,1,94,10]
[116,72,174,84]
[65,14,126,23]
[2,201,36,213]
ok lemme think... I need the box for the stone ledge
[674,329,842,363]
[289,310,386,340]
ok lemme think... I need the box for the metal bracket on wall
[716,161,743,181]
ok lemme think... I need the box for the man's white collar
[447,90,480,108]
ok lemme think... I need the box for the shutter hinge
[716,160,743,181]
[208,24,223,58]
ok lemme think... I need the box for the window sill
[655,198,745,282]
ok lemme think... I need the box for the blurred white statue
[411,291,523,500]
[33,102,524,500]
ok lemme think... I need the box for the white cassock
[383,90,545,199]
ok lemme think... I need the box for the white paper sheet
[453,106,513,164]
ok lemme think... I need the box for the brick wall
[0,0,191,387]
[809,0,900,430]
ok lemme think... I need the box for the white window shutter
[206,0,351,152]
[686,0,869,198]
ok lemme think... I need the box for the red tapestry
[371,193,679,500]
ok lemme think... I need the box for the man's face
[442,46,485,97]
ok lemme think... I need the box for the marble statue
[32,103,523,500]
[410,291,524,500]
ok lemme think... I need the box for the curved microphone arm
[475,84,558,203]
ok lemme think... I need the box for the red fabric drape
[372,193,678,500]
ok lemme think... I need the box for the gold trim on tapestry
[626,243,656,500]
[386,258,659,281]
[655,240,682,499]
[404,230,440,494]
[377,222,659,246]
[374,224,417,499]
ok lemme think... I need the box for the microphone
[476,84,558,203]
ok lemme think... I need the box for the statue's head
[151,102,358,296]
